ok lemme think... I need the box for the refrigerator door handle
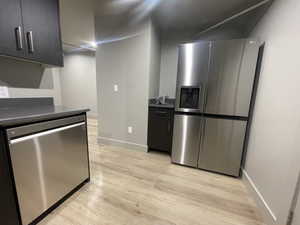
[199,82,202,105]
[203,83,208,111]
[9,122,85,144]
[198,82,204,111]
[198,117,206,165]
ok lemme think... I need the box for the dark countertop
[148,103,175,109]
[148,98,175,109]
[0,98,89,127]
[0,106,89,127]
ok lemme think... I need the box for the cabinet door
[148,109,173,152]
[21,0,63,66]
[205,39,260,118]
[205,40,245,116]
[0,0,25,58]
[198,117,247,176]
[172,114,202,167]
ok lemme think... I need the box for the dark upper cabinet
[0,0,63,66]
[148,107,174,153]
[21,0,63,66]
[0,0,25,58]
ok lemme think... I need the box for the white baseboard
[98,136,148,152]
[242,169,277,225]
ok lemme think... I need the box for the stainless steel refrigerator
[171,39,260,177]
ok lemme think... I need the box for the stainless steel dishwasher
[6,115,89,225]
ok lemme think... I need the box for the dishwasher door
[7,116,89,225]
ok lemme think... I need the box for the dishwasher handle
[9,122,85,145]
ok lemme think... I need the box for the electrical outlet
[114,84,118,92]
[128,126,133,134]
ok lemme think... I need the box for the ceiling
[94,0,272,39]
[153,0,269,32]
[60,0,272,49]
[193,0,272,40]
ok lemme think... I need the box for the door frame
[288,171,300,225]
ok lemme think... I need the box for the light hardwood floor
[38,118,264,225]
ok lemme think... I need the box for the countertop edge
[0,109,90,127]
[148,104,175,109]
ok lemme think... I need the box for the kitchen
[0,0,300,225]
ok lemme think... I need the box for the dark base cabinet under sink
[148,107,174,153]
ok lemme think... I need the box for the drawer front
[171,114,202,167]
[149,108,172,118]
[198,117,247,176]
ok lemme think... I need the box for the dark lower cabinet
[148,107,174,153]
[0,131,21,225]
[0,0,63,66]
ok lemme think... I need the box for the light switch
[114,84,118,92]
[128,126,133,134]
[0,86,9,98]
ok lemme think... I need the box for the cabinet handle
[9,122,85,144]
[26,31,34,53]
[155,111,168,115]
[15,26,23,50]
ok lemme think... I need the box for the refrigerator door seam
[233,40,247,116]
[197,116,206,167]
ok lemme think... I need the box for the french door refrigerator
[171,39,260,177]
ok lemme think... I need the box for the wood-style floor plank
[38,118,264,225]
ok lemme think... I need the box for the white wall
[96,21,152,151]
[0,57,62,105]
[148,22,161,98]
[59,51,97,117]
[159,39,179,98]
[8,69,62,105]
[59,0,95,46]
[244,1,300,224]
